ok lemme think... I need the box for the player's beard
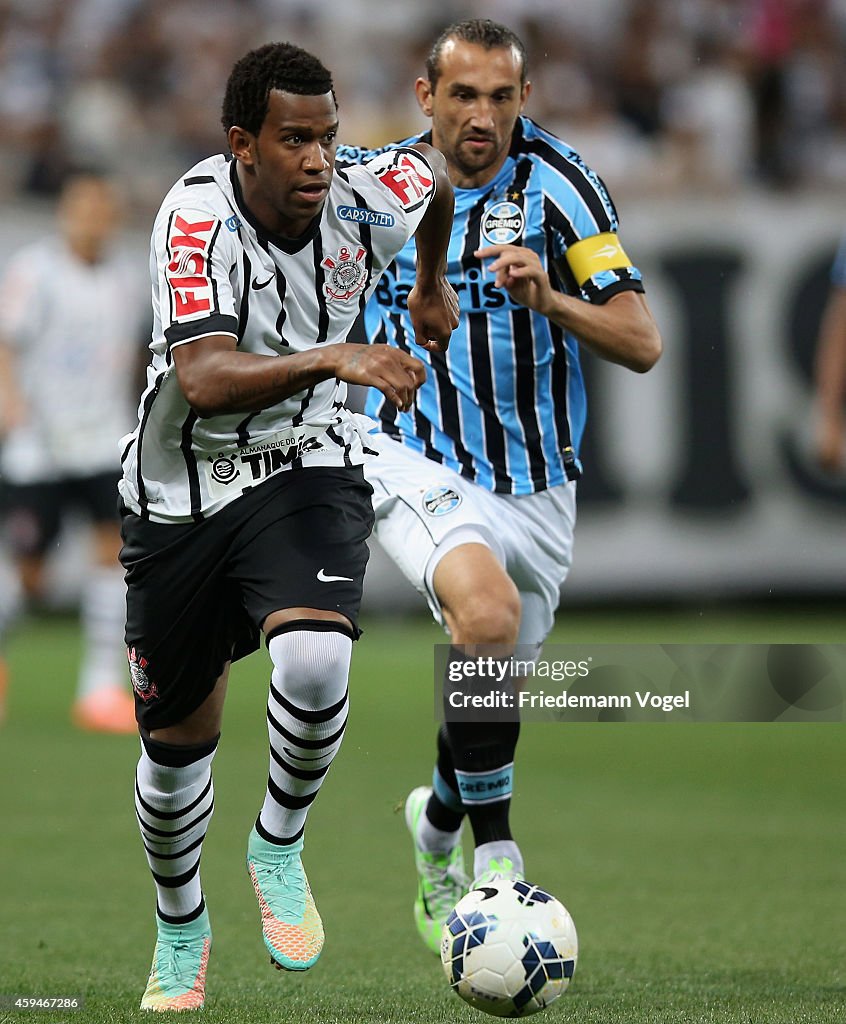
[452,135,503,180]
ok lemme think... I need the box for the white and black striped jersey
[119,149,436,523]
[0,237,145,483]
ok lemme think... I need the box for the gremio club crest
[481,200,525,245]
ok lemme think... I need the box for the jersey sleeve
[335,143,389,166]
[335,133,423,169]
[359,147,437,239]
[543,157,644,305]
[153,206,240,350]
[561,226,644,305]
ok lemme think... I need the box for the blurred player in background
[120,41,457,1011]
[0,546,20,724]
[812,235,846,472]
[337,18,662,954]
[0,172,145,733]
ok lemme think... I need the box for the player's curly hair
[221,42,335,137]
[425,19,528,90]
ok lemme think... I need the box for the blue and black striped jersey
[336,116,645,495]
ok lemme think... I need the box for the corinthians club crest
[127,646,158,703]
[321,245,369,301]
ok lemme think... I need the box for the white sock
[417,812,461,854]
[77,566,126,699]
[0,552,23,641]
[474,840,524,880]
[257,627,352,843]
[135,735,218,922]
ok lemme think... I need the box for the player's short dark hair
[59,167,114,192]
[425,19,528,91]
[221,42,335,136]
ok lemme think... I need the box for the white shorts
[362,426,577,646]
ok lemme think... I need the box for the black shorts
[1,471,120,558]
[120,465,374,730]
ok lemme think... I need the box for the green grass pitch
[0,605,843,1023]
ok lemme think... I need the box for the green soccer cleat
[140,908,211,1012]
[472,856,526,888]
[404,786,469,955]
[246,827,324,971]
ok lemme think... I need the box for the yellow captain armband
[565,232,632,288]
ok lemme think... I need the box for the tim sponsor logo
[207,435,324,485]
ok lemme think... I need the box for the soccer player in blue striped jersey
[337,18,662,955]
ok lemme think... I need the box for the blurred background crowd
[0,0,844,627]
[1,0,846,213]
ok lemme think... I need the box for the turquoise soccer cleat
[140,907,212,1012]
[246,827,324,971]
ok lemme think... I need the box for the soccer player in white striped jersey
[338,19,662,955]
[120,42,458,1011]
[0,173,146,733]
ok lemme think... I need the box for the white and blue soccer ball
[440,880,578,1018]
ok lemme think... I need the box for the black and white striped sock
[257,623,352,845]
[135,732,218,923]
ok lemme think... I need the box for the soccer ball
[440,879,578,1018]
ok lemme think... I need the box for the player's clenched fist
[407,275,460,353]
[332,343,426,412]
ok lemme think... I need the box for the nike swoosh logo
[317,569,354,582]
[283,747,325,761]
[252,273,275,290]
[593,244,619,260]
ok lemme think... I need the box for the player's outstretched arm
[476,243,662,373]
[173,335,426,417]
[406,143,460,353]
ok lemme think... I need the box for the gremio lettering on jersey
[336,205,395,227]
[374,269,517,313]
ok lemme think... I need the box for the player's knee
[449,582,521,646]
[267,621,353,707]
[139,729,220,787]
